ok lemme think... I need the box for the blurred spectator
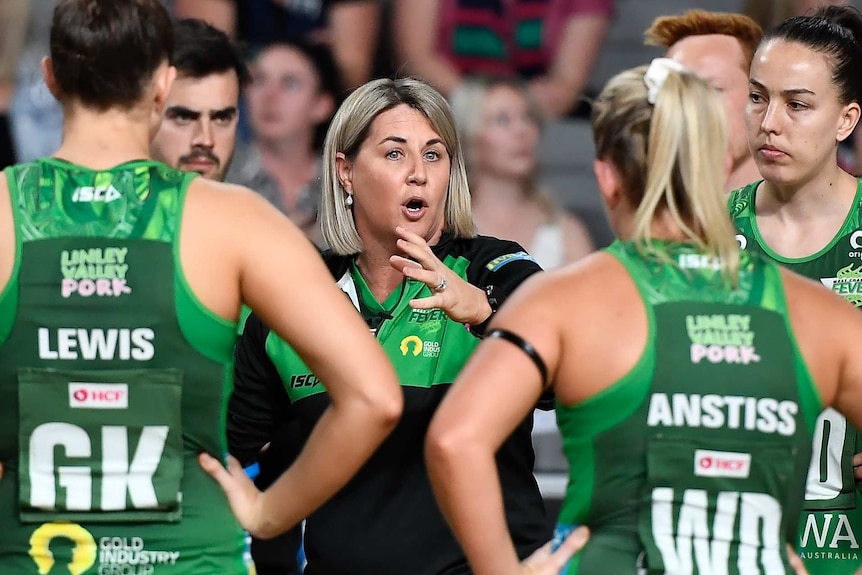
[151,18,251,183]
[394,0,614,119]
[0,0,28,169]
[451,76,593,268]
[9,0,63,162]
[149,18,251,312]
[645,10,763,192]
[172,0,379,89]
[226,40,342,246]
[451,75,594,459]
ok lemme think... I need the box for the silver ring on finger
[433,277,447,293]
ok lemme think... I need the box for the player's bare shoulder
[780,266,862,328]
[502,250,631,326]
[182,176,299,241]
[542,250,632,302]
[0,169,11,229]
[185,176,275,217]
[779,266,862,403]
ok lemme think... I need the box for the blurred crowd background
[7,1,860,251]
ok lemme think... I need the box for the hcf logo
[69,383,128,409]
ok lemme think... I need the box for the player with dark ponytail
[730,8,862,573]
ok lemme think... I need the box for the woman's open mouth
[402,198,428,220]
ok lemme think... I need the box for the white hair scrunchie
[644,57,688,105]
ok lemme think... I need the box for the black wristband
[467,284,499,338]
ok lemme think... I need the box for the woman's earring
[345,194,354,208]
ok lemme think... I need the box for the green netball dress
[0,158,248,575]
[553,240,822,575]
[731,182,862,575]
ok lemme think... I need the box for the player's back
[0,158,246,575]
[554,240,823,575]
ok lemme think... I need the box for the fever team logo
[820,263,862,306]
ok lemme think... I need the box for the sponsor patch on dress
[485,251,536,271]
[694,449,751,479]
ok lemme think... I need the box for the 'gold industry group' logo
[400,335,422,356]
[400,335,440,358]
[29,522,97,575]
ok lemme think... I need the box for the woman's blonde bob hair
[320,77,474,255]
[591,62,739,282]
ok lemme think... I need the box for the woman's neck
[649,213,693,242]
[616,207,692,244]
[758,163,856,221]
[470,173,530,212]
[354,246,405,304]
[355,227,444,303]
[470,173,547,245]
[53,105,152,168]
[725,155,761,194]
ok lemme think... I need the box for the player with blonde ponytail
[426,58,862,575]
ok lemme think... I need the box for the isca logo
[72,185,121,203]
[400,335,422,356]
[29,522,97,575]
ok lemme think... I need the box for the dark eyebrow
[783,88,816,97]
[165,106,200,119]
[749,78,815,97]
[377,136,445,147]
[211,107,238,119]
